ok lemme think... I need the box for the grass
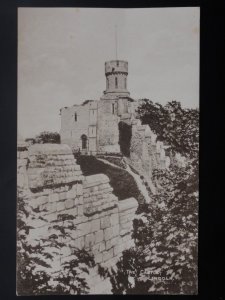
[76,155,145,203]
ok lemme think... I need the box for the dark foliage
[34,131,60,144]
[107,162,198,294]
[137,99,199,159]
[17,195,52,295]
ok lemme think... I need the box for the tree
[107,161,198,294]
[34,131,60,144]
[137,100,199,160]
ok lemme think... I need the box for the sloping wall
[17,143,138,294]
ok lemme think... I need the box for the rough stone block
[100,216,110,229]
[85,233,95,248]
[59,192,67,201]
[91,219,100,233]
[71,236,84,249]
[104,227,113,241]
[99,241,106,252]
[50,201,57,213]
[120,228,130,236]
[77,205,83,216]
[105,236,119,251]
[67,189,75,199]
[110,213,119,226]
[74,165,81,171]
[113,244,124,256]
[99,183,110,191]
[120,221,132,230]
[120,212,136,223]
[92,243,100,254]
[78,175,84,181]
[95,230,104,244]
[95,253,103,264]
[34,195,48,206]
[77,222,91,236]
[57,201,65,212]
[118,197,138,212]
[76,184,83,196]
[112,224,120,237]
[49,193,59,203]
[102,248,114,262]
[65,198,74,209]
[44,212,57,222]
[122,234,130,243]
[110,236,119,247]
[64,207,78,218]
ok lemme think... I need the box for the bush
[137,100,199,160]
[107,162,198,294]
[34,131,60,144]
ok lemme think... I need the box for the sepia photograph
[17,7,199,295]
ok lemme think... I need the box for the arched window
[125,77,127,89]
[74,112,77,122]
[115,77,118,89]
[81,134,87,149]
[107,78,109,89]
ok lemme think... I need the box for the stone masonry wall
[97,113,120,153]
[17,143,138,294]
[129,120,170,188]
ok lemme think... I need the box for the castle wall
[60,101,97,153]
[60,105,89,149]
[129,121,170,185]
[17,143,138,294]
[97,113,120,153]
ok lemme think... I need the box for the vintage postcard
[17,7,199,295]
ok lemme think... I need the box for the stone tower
[103,60,130,98]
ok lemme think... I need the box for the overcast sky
[18,7,199,138]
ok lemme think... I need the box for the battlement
[105,60,128,75]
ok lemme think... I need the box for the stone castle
[17,60,172,294]
[60,60,170,178]
[60,60,139,154]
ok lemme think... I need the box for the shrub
[137,99,199,160]
[34,131,60,144]
[107,161,198,294]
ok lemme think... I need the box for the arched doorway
[81,134,87,150]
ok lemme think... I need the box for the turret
[104,60,130,97]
